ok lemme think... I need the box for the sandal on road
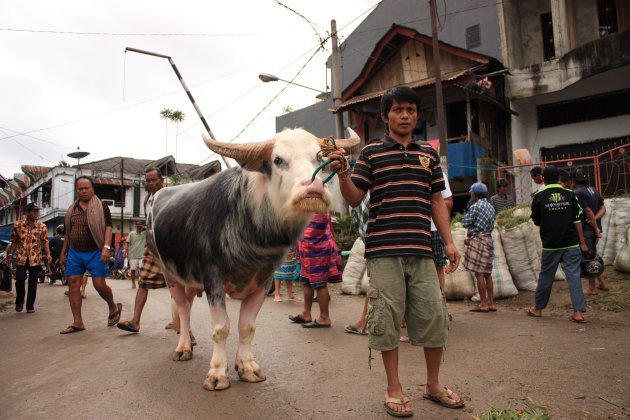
[423,387,465,409]
[107,303,123,327]
[117,320,139,333]
[384,393,413,418]
[60,325,85,334]
[344,325,368,335]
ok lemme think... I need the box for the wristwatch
[103,245,111,250]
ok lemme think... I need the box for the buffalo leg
[169,282,194,361]
[235,286,267,383]
[203,303,231,391]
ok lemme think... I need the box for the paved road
[1,278,629,419]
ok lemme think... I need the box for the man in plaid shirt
[462,183,496,312]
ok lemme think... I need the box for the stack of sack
[598,197,630,265]
[614,223,630,273]
[341,237,369,295]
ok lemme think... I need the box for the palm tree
[160,108,173,156]
[169,110,186,162]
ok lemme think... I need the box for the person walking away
[462,183,497,312]
[571,170,608,294]
[6,202,51,313]
[272,245,300,302]
[327,86,464,417]
[124,221,146,289]
[49,224,65,278]
[118,168,193,336]
[525,166,589,323]
[59,176,122,334]
[289,211,342,328]
[489,179,515,214]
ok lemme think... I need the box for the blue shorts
[66,247,108,278]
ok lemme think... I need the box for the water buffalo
[146,127,359,390]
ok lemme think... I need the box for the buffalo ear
[239,159,272,178]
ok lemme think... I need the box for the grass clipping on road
[474,397,550,420]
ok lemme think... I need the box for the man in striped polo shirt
[329,86,464,416]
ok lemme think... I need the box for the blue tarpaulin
[0,225,13,242]
[446,142,486,178]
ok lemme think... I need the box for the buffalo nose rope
[311,136,351,184]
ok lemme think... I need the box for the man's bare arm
[327,149,366,208]
[432,192,460,273]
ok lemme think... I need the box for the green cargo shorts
[366,256,449,351]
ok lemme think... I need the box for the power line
[0,28,271,37]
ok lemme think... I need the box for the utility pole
[331,20,344,139]
[429,0,448,175]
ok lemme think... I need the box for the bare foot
[584,289,598,296]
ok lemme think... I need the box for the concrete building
[276,0,630,203]
[0,156,220,242]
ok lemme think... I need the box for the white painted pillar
[551,0,570,57]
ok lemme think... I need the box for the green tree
[169,110,186,161]
[160,108,173,156]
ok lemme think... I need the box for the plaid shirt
[9,219,48,266]
[462,198,496,237]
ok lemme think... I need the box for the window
[541,12,555,60]
[537,88,630,129]
[597,0,618,37]
[466,24,481,49]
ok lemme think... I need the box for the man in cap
[571,170,608,294]
[526,166,589,323]
[462,183,497,312]
[6,202,51,313]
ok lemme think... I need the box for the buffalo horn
[202,133,275,163]
[333,128,361,154]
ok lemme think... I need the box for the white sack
[341,237,367,295]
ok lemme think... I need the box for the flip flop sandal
[525,308,541,318]
[423,387,465,409]
[288,314,309,324]
[301,321,331,328]
[569,315,587,323]
[384,393,413,418]
[60,325,85,334]
[469,307,489,313]
[344,325,368,335]
[117,321,140,333]
[108,303,123,326]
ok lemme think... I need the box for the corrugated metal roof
[94,177,135,187]
[331,69,471,112]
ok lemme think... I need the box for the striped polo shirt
[351,136,445,259]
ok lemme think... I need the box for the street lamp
[258,73,330,100]
[66,147,90,200]
[67,147,90,174]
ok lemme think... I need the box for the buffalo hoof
[203,373,231,391]
[235,361,267,383]
[172,349,193,361]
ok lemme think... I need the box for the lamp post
[258,73,330,100]
[66,147,90,201]
[67,148,90,174]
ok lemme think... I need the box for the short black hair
[380,86,421,116]
[145,167,161,176]
[558,169,571,184]
[542,165,559,184]
[75,175,95,188]
[496,179,509,188]
[530,166,543,177]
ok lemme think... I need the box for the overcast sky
[1,0,378,177]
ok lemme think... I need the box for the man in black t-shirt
[526,166,589,323]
